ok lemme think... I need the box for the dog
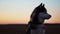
[26,3,51,34]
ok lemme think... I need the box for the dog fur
[26,3,51,34]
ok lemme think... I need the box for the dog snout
[49,15,51,18]
[46,14,51,19]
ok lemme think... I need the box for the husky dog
[26,3,51,34]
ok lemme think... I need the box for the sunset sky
[0,0,60,24]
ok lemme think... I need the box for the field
[0,24,60,34]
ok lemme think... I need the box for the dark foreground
[0,24,60,34]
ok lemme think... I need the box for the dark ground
[0,24,60,34]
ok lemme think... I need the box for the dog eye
[43,12,47,13]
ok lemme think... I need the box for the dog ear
[42,4,45,7]
[38,3,42,8]
[40,3,42,6]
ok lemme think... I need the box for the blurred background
[0,0,60,34]
[0,0,60,24]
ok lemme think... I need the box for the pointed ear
[38,3,42,7]
[42,4,45,7]
[40,3,42,6]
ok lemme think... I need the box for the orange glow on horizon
[0,0,60,24]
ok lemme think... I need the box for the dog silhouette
[26,3,51,34]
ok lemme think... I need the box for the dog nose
[46,14,52,19]
[49,15,51,18]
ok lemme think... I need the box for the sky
[0,0,60,24]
